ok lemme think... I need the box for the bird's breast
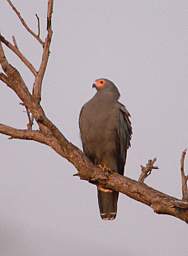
[80,100,118,143]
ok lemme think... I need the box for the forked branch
[32,0,54,104]
[0,123,47,144]
[1,0,54,129]
[6,0,44,46]
[138,158,158,183]
[180,149,188,201]
[0,34,37,76]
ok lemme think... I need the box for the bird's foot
[89,164,114,185]
[97,164,114,174]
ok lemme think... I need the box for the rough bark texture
[180,150,188,201]
[0,0,188,224]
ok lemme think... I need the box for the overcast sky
[0,0,188,255]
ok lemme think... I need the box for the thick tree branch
[10,112,187,223]
[43,135,188,223]
[0,73,9,85]
[0,123,48,144]
[6,0,44,46]
[180,149,188,201]
[0,34,37,76]
[0,40,34,106]
[0,40,47,133]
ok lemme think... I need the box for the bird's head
[92,78,120,99]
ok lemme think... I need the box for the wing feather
[116,103,132,174]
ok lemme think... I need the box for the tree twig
[0,34,37,76]
[12,35,18,48]
[47,0,53,30]
[32,0,54,104]
[138,158,158,183]
[5,0,44,46]
[25,106,33,130]
[0,123,47,143]
[20,103,34,130]
[35,14,41,37]
[180,149,188,201]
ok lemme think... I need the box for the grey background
[0,0,188,255]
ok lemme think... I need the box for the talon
[97,163,111,172]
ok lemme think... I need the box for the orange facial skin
[95,79,106,89]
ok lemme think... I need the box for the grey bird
[79,79,132,220]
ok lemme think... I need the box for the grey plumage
[79,78,132,220]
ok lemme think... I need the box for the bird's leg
[97,163,114,174]
[96,163,113,192]
[88,163,113,187]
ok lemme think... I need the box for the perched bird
[79,79,132,220]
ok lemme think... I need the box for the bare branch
[0,39,13,73]
[180,149,188,201]
[12,35,18,48]
[0,40,45,125]
[47,0,54,30]
[0,73,9,85]
[5,0,44,46]
[138,158,158,183]
[35,131,188,223]
[1,108,188,223]
[0,34,37,76]
[0,123,47,144]
[25,107,33,130]
[0,41,38,131]
[20,103,34,130]
[35,14,41,37]
[0,40,55,136]
[32,0,54,104]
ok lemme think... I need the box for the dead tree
[0,0,188,223]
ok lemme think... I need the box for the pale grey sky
[0,0,188,255]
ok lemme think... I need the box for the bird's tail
[97,187,119,220]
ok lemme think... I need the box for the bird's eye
[100,80,104,84]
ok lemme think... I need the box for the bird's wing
[116,102,132,173]
[79,105,86,149]
[79,104,92,158]
[118,103,132,148]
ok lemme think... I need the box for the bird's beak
[92,83,96,88]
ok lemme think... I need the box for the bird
[79,78,132,220]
